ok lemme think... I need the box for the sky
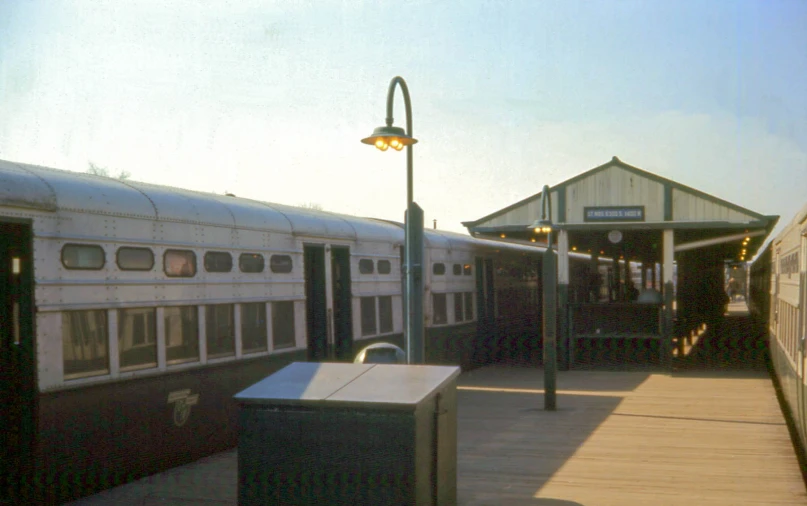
[1,0,806,246]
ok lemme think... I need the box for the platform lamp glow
[529,185,557,410]
[361,76,424,365]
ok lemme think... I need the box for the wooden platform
[68,361,806,505]
[457,365,805,505]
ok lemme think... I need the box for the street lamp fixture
[361,76,424,365]
[361,125,417,151]
[531,223,553,234]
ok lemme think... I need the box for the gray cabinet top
[234,362,461,409]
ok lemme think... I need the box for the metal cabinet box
[234,362,460,506]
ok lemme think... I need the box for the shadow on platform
[456,365,650,504]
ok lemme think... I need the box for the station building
[462,156,778,369]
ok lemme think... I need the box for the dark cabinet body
[234,362,460,506]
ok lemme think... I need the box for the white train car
[751,201,807,455]
[0,159,563,504]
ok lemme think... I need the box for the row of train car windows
[61,244,294,277]
[63,302,296,379]
[357,292,474,336]
[432,292,474,325]
[358,259,392,275]
[433,263,473,276]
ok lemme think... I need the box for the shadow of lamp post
[361,76,424,364]
[529,185,557,410]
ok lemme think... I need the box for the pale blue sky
[1,0,805,241]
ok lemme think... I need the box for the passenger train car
[0,159,591,504]
[749,201,807,461]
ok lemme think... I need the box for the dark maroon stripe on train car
[35,350,306,504]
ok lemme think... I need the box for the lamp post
[361,76,424,364]
[529,185,557,410]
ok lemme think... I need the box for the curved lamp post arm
[385,76,414,206]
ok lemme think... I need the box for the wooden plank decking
[69,362,806,505]
[457,365,805,505]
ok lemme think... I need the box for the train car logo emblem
[167,389,199,427]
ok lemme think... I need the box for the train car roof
[0,159,404,242]
[789,201,807,231]
[0,159,622,260]
[423,227,539,254]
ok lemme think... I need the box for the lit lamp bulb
[389,138,400,149]
[374,139,388,151]
[393,142,404,151]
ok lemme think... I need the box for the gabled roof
[462,156,774,229]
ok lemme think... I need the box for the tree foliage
[87,162,131,180]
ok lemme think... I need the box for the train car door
[0,221,35,504]
[330,247,353,361]
[475,258,495,328]
[474,257,496,364]
[304,244,353,362]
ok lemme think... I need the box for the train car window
[270,255,293,273]
[62,244,105,270]
[206,304,235,359]
[118,308,157,370]
[379,296,393,333]
[361,297,377,336]
[242,303,268,354]
[432,294,447,324]
[359,259,374,274]
[63,310,109,379]
[117,247,154,271]
[463,264,472,276]
[272,301,296,349]
[378,260,391,275]
[433,263,446,275]
[464,292,474,321]
[204,251,233,272]
[165,306,199,364]
[453,264,462,276]
[239,253,265,273]
[164,250,197,277]
[454,292,465,322]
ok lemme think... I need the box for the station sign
[584,206,645,222]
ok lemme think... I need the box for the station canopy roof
[462,157,779,264]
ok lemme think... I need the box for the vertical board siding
[672,188,757,222]
[485,198,543,228]
[565,166,664,223]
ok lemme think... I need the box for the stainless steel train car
[749,201,807,460]
[0,159,591,504]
